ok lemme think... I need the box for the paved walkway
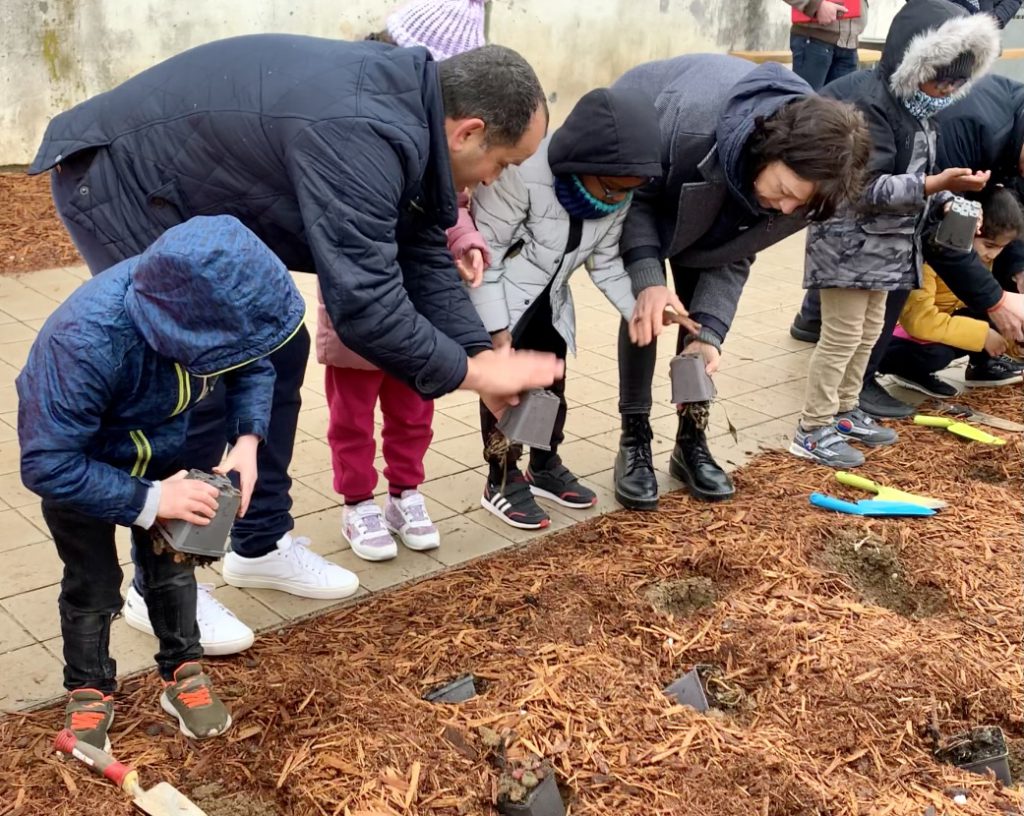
[0,232,820,711]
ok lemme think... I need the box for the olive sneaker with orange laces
[64,688,114,751]
[160,662,231,740]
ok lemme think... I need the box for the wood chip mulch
[0,388,1021,816]
[0,172,81,275]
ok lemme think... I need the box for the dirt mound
[646,576,718,617]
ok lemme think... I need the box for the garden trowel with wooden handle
[914,415,1007,445]
[54,729,208,816]
[835,472,947,510]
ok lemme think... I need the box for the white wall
[0,0,908,165]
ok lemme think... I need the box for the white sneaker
[123,583,255,656]
[222,534,360,600]
[342,500,399,562]
[384,491,441,551]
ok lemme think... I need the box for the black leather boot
[669,403,734,502]
[614,414,659,511]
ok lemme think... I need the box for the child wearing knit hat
[367,0,486,61]
[322,0,491,562]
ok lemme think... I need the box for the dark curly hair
[747,96,872,221]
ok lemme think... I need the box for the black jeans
[480,287,567,473]
[43,500,201,692]
[618,259,704,415]
[51,161,310,578]
[799,288,913,387]
[879,307,990,376]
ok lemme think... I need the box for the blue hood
[124,215,305,376]
[715,62,814,214]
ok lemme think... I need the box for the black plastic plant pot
[153,469,240,558]
[497,389,560,450]
[423,674,477,704]
[669,354,716,404]
[935,726,1012,785]
[497,773,565,816]
[663,664,712,713]
[933,197,982,252]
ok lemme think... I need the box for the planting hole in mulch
[646,576,717,617]
[966,461,1010,485]
[818,526,948,619]
[190,783,276,816]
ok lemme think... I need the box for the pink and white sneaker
[384,490,441,551]
[342,501,398,562]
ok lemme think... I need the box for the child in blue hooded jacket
[16,216,306,750]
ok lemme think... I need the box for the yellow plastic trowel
[835,472,947,509]
[914,415,1007,445]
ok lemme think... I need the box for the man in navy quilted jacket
[29,36,556,653]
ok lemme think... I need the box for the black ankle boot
[614,414,659,511]
[669,404,734,502]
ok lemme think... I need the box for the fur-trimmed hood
[882,0,1000,102]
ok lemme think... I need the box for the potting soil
[0,388,1020,815]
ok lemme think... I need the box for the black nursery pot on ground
[423,674,478,704]
[935,726,1012,785]
[663,664,744,713]
[497,772,565,816]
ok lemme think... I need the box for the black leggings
[480,288,567,477]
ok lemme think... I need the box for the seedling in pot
[934,726,1012,785]
[669,354,716,404]
[153,469,240,564]
[497,755,564,816]
[479,727,566,816]
[664,664,744,713]
[423,674,477,704]
[498,389,560,450]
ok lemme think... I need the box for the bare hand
[984,328,1008,357]
[661,306,702,339]
[929,168,991,195]
[815,0,848,24]
[684,341,722,375]
[461,346,564,400]
[989,291,1024,342]
[455,248,485,288]
[490,328,512,351]
[629,286,694,346]
[213,434,259,517]
[157,470,219,526]
[1013,271,1024,294]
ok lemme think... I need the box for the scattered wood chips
[0,389,1020,816]
[0,172,81,275]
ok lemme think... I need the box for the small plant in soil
[479,727,566,816]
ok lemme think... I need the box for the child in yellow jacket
[879,186,1024,396]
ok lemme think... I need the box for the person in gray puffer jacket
[469,88,679,530]
[791,0,1000,469]
[610,55,871,511]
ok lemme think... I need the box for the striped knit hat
[386,0,486,61]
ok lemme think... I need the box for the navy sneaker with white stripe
[526,460,597,509]
[481,471,550,530]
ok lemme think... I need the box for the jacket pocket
[145,179,189,230]
[858,216,916,281]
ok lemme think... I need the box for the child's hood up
[881,0,1000,102]
[124,215,306,376]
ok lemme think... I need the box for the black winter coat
[29,34,491,399]
[945,0,1022,28]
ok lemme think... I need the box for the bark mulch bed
[0,388,1021,816]
[0,172,81,275]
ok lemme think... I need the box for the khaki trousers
[801,288,888,429]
